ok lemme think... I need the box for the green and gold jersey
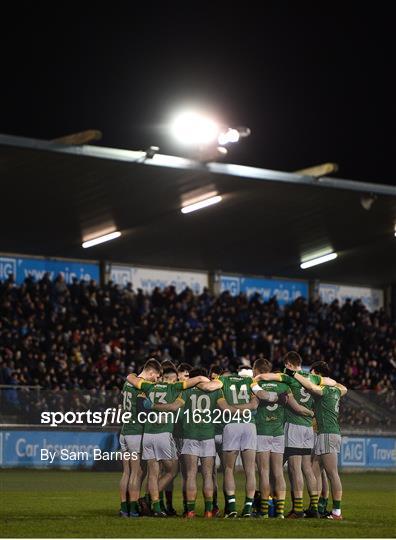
[253,380,290,436]
[219,375,255,423]
[120,381,147,436]
[280,371,322,427]
[141,380,186,434]
[314,385,341,434]
[181,387,223,440]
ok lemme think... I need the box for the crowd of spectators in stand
[0,273,394,426]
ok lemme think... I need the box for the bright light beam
[82,231,121,248]
[300,252,338,269]
[181,195,222,214]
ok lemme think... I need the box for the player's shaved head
[284,351,302,368]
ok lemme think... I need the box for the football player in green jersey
[294,361,347,520]
[192,369,267,518]
[126,369,209,517]
[180,367,223,518]
[119,358,161,517]
[251,358,314,519]
[255,351,337,518]
[217,372,259,518]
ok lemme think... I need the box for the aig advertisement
[319,283,384,312]
[220,275,308,306]
[110,264,208,294]
[340,437,396,469]
[0,254,99,285]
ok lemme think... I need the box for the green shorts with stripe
[314,433,341,455]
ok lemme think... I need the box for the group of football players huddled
[119,351,346,520]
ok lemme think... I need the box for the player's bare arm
[294,372,323,396]
[321,376,337,386]
[250,385,279,403]
[254,372,282,382]
[184,375,210,389]
[197,379,222,392]
[126,373,144,388]
[229,395,259,411]
[336,383,348,397]
[286,393,314,417]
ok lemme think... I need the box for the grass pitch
[0,470,395,537]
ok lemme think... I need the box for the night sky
[2,2,394,184]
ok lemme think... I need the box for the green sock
[152,500,161,513]
[204,499,213,512]
[129,500,139,514]
[187,500,195,512]
[318,496,328,513]
[159,491,166,511]
[226,494,236,513]
[310,493,319,511]
[260,498,269,515]
[183,491,188,513]
[276,499,285,516]
[120,501,128,513]
[293,497,304,513]
[333,500,341,510]
[243,496,254,514]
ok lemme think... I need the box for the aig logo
[111,266,133,287]
[0,257,17,280]
[220,276,240,296]
[341,437,366,466]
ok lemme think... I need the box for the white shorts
[142,432,177,461]
[222,423,257,452]
[119,434,142,454]
[315,433,341,455]
[284,422,314,450]
[181,438,216,457]
[257,434,285,454]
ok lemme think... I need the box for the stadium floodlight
[300,252,338,269]
[181,195,222,214]
[171,111,251,152]
[171,111,219,145]
[82,231,121,248]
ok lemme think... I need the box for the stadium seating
[0,274,394,427]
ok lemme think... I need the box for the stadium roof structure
[1,133,395,287]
